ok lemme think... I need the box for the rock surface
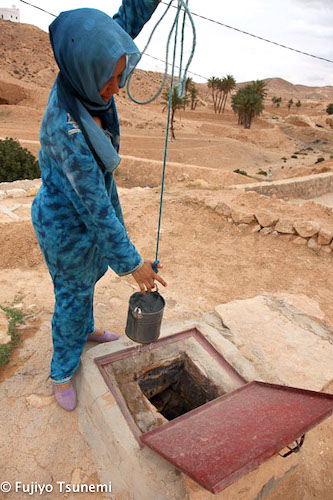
[26,394,55,408]
[308,237,321,252]
[318,228,333,246]
[293,236,307,245]
[26,186,40,197]
[231,209,255,224]
[274,219,296,234]
[215,293,333,391]
[255,210,279,227]
[294,220,320,238]
[215,203,231,217]
[251,224,261,233]
[0,319,100,499]
[260,227,273,235]
[321,245,332,254]
[6,188,27,198]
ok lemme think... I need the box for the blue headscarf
[49,8,141,173]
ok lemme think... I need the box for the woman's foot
[54,381,77,411]
[86,329,119,342]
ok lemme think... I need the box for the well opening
[135,352,220,420]
[99,329,245,436]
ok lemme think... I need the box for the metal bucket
[125,289,165,344]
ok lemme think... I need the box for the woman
[31,1,166,411]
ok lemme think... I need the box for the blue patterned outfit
[31,1,160,384]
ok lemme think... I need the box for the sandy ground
[292,191,333,208]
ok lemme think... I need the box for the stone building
[0,5,20,22]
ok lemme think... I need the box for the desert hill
[0,17,332,182]
[239,77,333,102]
[263,77,333,101]
[0,19,57,88]
[1,18,333,106]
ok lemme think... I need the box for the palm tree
[231,82,265,129]
[252,80,268,99]
[221,74,236,113]
[185,76,193,93]
[207,76,219,113]
[183,77,199,110]
[161,85,188,140]
[183,77,193,109]
[189,83,198,110]
[216,78,224,114]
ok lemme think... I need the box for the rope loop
[126,0,196,105]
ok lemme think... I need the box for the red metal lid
[141,381,333,493]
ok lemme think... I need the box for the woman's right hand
[132,260,167,295]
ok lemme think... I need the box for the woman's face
[100,54,126,101]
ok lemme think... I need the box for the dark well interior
[135,353,221,420]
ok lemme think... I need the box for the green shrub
[257,169,267,176]
[326,103,333,115]
[291,155,298,159]
[0,138,40,182]
[233,169,248,176]
[315,157,325,164]
[0,303,25,369]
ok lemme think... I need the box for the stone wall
[233,172,333,200]
[214,203,333,256]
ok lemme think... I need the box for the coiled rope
[126,0,196,273]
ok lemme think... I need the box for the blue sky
[2,0,333,86]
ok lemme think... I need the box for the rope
[177,0,188,97]
[125,0,196,273]
[142,52,207,80]
[152,3,181,273]
[126,0,196,104]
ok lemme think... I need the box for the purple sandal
[87,330,119,342]
[54,383,77,411]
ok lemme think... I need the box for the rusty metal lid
[141,381,333,493]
